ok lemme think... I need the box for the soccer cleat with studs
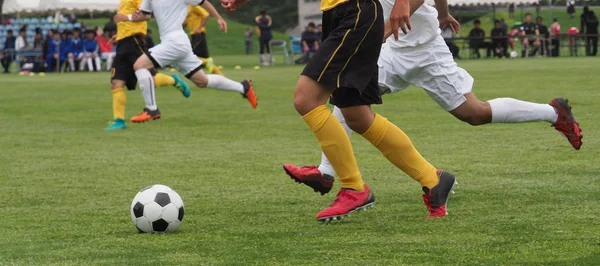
[423,170,456,218]
[241,79,258,109]
[549,97,582,150]
[283,164,334,195]
[316,184,375,222]
[130,108,162,123]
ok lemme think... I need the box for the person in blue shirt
[83,29,100,71]
[67,28,85,71]
[1,30,17,73]
[46,32,65,72]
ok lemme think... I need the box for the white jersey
[380,1,440,48]
[140,0,205,39]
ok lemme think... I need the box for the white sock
[80,59,86,71]
[86,58,93,71]
[135,69,157,111]
[488,98,557,124]
[106,55,114,71]
[317,106,353,177]
[206,74,244,93]
[94,57,101,71]
[68,58,75,71]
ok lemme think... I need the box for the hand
[438,14,460,33]
[108,35,117,44]
[389,0,411,40]
[220,0,248,12]
[217,18,228,33]
[131,10,142,21]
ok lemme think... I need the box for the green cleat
[172,74,191,98]
[206,57,214,74]
[105,118,127,130]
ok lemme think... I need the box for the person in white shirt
[126,0,257,123]
[284,0,583,198]
[15,29,28,51]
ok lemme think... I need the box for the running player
[184,2,226,76]
[128,0,257,124]
[283,0,582,211]
[223,0,454,221]
[106,0,191,130]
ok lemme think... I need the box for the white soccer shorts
[378,35,474,111]
[148,31,203,76]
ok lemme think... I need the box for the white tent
[2,0,41,14]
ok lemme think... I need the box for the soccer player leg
[183,53,257,108]
[317,106,353,178]
[106,53,131,130]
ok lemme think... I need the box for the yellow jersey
[321,0,350,11]
[116,0,147,41]
[185,6,210,35]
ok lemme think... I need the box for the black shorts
[111,35,152,91]
[191,33,209,58]
[301,0,384,108]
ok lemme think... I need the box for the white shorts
[378,35,474,111]
[148,31,203,76]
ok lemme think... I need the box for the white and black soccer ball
[510,51,518,58]
[130,184,184,233]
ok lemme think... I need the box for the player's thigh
[112,52,137,90]
[377,44,411,95]
[177,53,206,86]
[415,39,474,112]
[146,43,178,70]
[294,75,332,115]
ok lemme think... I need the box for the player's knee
[293,93,311,115]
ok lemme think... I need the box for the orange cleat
[241,79,257,109]
[130,108,161,123]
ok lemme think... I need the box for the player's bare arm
[390,0,413,39]
[220,0,249,12]
[201,1,228,32]
[384,0,423,40]
[131,10,152,22]
[435,0,460,33]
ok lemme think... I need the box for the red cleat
[423,170,456,218]
[283,164,334,195]
[316,184,375,222]
[241,79,257,109]
[549,98,582,150]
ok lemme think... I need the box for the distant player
[184,3,227,76]
[127,0,257,124]
[223,0,453,221]
[283,0,582,204]
[106,0,191,130]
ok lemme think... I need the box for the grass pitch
[0,56,598,265]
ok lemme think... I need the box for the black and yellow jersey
[321,0,351,11]
[185,5,210,35]
[116,0,147,41]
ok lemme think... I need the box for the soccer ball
[130,184,184,233]
[510,51,518,58]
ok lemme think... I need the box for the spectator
[80,21,88,32]
[67,28,85,71]
[42,29,55,60]
[245,27,253,55]
[581,6,599,56]
[83,30,101,72]
[520,13,540,58]
[509,4,515,19]
[317,24,323,42]
[145,29,155,48]
[255,10,273,66]
[46,32,64,72]
[567,1,576,19]
[500,18,508,33]
[33,32,44,49]
[104,17,117,34]
[490,20,508,58]
[441,26,460,59]
[1,30,17,73]
[508,28,520,51]
[98,30,116,71]
[15,28,28,51]
[533,16,550,56]
[567,27,580,56]
[299,22,319,64]
[551,18,561,57]
[468,19,489,58]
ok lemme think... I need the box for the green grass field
[0,57,599,265]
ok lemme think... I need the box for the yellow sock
[154,73,175,87]
[211,65,224,76]
[361,114,439,189]
[112,88,126,120]
[303,105,364,191]
[198,57,209,65]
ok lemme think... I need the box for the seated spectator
[441,26,460,59]
[68,28,85,71]
[46,32,65,72]
[490,20,508,58]
[520,13,540,57]
[317,24,323,42]
[468,19,490,58]
[567,27,580,56]
[1,30,16,73]
[33,32,44,49]
[16,28,29,51]
[61,32,71,72]
[532,16,550,56]
[298,22,319,64]
[97,29,116,71]
[42,29,55,60]
[83,29,101,72]
[104,17,117,34]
